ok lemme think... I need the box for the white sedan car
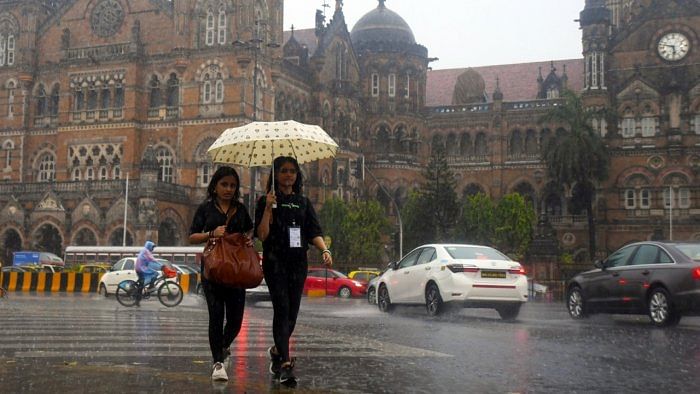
[98,257,173,296]
[376,244,528,319]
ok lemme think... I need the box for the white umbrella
[208,120,338,167]
[207,120,339,197]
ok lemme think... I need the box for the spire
[493,77,503,101]
[537,67,543,83]
[378,0,386,8]
[336,0,343,12]
[290,24,295,37]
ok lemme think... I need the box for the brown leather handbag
[202,209,263,289]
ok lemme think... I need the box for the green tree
[493,193,537,259]
[402,190,431,252]
[540,90,609,259]
[343,200,391,267]
[419,144,460,242]
[457,192,495,245]
[318,197,350,264]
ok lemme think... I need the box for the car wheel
[338,286,352,299]
[377,285,394,313]
[567,286,588,319]
[496,303,522,321]
[367,286,376,304]
[99,283,108,297]
[648,287,680,327]
[425,283,443,317]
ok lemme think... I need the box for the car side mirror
[391,261,399,270]
[594,260,605,270]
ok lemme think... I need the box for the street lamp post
[234,20,279,215]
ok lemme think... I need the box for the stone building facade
[0,0,698,276]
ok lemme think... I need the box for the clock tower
[583,0,700,249]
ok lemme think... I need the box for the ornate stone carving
[90,0,125,38]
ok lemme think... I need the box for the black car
[566,241,700,327]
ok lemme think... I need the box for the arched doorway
[73,228,97,246]
[109,228,134,246]
[158,218,181,246]
[33,223,63,256]
[1,229,22,265]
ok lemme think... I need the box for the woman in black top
[189,166,253,382]
[255,156,332,386]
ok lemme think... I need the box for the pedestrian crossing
[0,303,450,361]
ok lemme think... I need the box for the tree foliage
[343,200,391,266]
[493,193,536,259]
[540,90,609,258]
[419,145,460,242]
[402,190,431,252]
[457,192,495,245]
[318,197,390,267]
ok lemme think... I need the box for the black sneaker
[268,346,282,376]
[279,358,296,386]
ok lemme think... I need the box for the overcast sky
[283,0,586,70]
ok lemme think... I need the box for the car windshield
[444,246,510,261]
[674,244,700,261]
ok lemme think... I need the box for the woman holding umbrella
[255,156,332,386]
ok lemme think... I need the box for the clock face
[657,32,690,61]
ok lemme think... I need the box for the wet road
[1,293,700,393]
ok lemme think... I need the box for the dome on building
[350,0,416,45]
[452,68,487,105]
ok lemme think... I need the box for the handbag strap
[223,205,238,232]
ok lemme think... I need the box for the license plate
[480,271,506,279]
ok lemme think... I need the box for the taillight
[508,266,526,275]
[447,264,479,273]
[692,267,700,280]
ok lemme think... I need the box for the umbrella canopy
[207,120,339,167]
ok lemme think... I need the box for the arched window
[0,33,15,66]
[640,106,656,137]
[112,165,121,180]
[99,166,108,180]
[50,84,60,116]
[525,129,538,155]
[36,84,47,117]
[202,73,212,104]
[100,86,110,109]
[621,108,635,138]
[377,126,390,153]
[217,7,227,44]
[38,153,55,182]
[215,75,224,103]
[87,84,97,110]
[149,75,161,108]
[388,73,396,97]
[475,132,488,156]
[509,130,523,156]
[206,10,215,46]
[166,74,179,107]
[371,73,379,97]
[199,163,212,187]
[2,139,13,168]
[71,167,81,181]
[114,83,124,108]
[460,133,472,156]
[7,80,15,117]
[156,147,174,183]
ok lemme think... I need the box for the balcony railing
[65,42,134,61]
[549,215,588,225]
[148,106,179,120]
[429,103,492,114]
[446,155,490,164]
[70,108,124,122]
[505,99,564,111]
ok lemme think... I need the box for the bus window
[173,254,185,264]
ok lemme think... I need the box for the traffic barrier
[0,272,200,294]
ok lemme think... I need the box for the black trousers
[202,279,246,363]
[263,258,308,362]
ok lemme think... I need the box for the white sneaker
[211,362,228,381]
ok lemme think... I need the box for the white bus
[63,245,204,267]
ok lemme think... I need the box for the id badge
[289,226,302,248]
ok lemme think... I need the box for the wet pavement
[2,293,700,393]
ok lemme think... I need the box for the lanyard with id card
[288,226,302,248]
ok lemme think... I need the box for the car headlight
[354,282,363,287]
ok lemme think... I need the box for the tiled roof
[283,28,318,56]
[427,59,584,106]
